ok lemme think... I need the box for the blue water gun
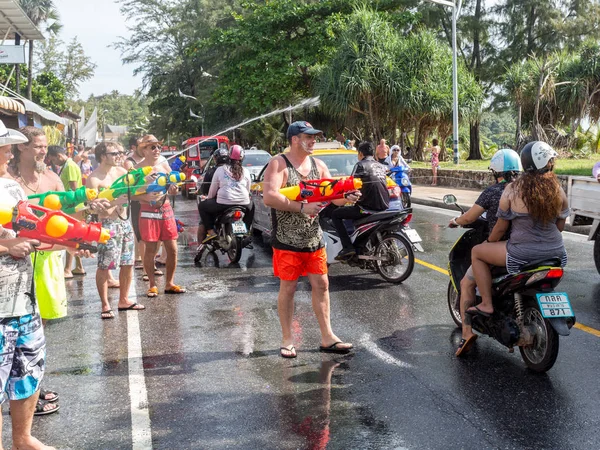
[146,172,186,194]
[170,155,186,172]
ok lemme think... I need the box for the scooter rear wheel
[375,233,414,283]
[519,307,559,373]
[447,281,462,327]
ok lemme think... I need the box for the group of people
[0,112,575,447]
[375,138,442,184]
[451,143,570,356]
[0,121,188,449]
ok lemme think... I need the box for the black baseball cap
[286,121,322,140]
[47,145,67,156]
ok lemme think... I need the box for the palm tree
[19,0,62,100]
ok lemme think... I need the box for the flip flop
[455,335,478,357]
[280,346,297,359]
[118,303,146,311]
[319,342,353,354]
[64,274,74,280]
[165,285,186,294]
[101,310,115,320]
[108,283,120,289]
[142,274,149,281]
[72,270,86,276]
[147,287,158,298]
[154,269,164,276]
[39,389,59,403]
[466,306,492,317]
[34,399,60,416]
[134,261,144,270]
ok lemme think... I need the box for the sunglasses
[106,151,125,156]
[392,149,400,152]
[148,144,161,150]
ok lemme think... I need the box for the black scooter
[445,194,575,372]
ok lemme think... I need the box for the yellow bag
[32,251,67,320]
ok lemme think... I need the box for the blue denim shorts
[0,314,46,403]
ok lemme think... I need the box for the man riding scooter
[448,148,522,356]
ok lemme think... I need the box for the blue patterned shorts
[0,314,46,403]
[97,218,135,270]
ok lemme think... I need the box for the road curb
[411,197,590,236]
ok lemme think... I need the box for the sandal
[118,303,146,311]
[142,274,149,281]
[39,389,59,403]
[165,285,186,294]
[134,261,144,270]
[455,335,478,357]
[319,342,353,354]
[147,287,158,298]
[34,399,60,416]
[101,310,115,320]
[280,345,297,359]
[154,269,164,276]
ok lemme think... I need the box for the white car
[242,149,272,179]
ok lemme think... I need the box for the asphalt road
[3,199,599,450]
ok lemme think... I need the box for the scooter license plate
[536,292,574,318]
[232,221,247,235]
[404,228,422,243]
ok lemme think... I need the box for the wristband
[300,203,304,213]
[451,217,460,227]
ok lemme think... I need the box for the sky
[52,0,142,99]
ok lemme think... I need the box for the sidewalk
[410,184,590,235]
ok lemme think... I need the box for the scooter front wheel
[519,306,559,373]
[401,192,411,208]
[375,233,414,283]
[447,281,462,327]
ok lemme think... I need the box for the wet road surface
[4,199,600,449]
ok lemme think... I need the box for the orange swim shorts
[272,247,328,281]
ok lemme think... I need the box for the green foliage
[32,72,66,112]
[34,35,96,99]
[69,90,149,133]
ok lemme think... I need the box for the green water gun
[97,166,154,201]
[28,186,98,214]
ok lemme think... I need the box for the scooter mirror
[443,194,457,205]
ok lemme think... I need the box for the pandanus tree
[317,7,483,161]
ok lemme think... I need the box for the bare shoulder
[265,155,286,174]
[313,157,329,177]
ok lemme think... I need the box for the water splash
[165,96,321,161]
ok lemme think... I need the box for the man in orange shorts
[263,121,356,358]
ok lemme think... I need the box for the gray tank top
[271,155,323,252]
[498,207,570,262]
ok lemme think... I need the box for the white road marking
[127,311,153,449]
[360,334,413,369]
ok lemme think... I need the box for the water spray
[164,96,321,162]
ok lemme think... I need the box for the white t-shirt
[208,165,251,205]
[0,178,34,318]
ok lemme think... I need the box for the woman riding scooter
[451,148,522,356]
[467,141,569,318]
[198,145,253,246]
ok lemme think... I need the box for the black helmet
[214,148,229,165]
[520,141,558,174]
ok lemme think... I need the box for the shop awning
[0,95,24,114]
[19,98,69,126]
[0,0,45,40]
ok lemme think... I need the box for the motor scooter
[194,206,249,265]
[321,207,423,283]
[444,194,575,372]
[389,166,411,208]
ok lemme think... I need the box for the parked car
[250,148,402,240]
[242,149,272,180]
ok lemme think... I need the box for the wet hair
[10,126,46,173]
[95,141,120,163]
[512,167,562,225]
[229,159,244,181]
[129,136,138,148]
[432,139,439,146]
[358,141,374,156]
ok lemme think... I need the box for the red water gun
[279,177,363,203]
[0,201,111,252]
